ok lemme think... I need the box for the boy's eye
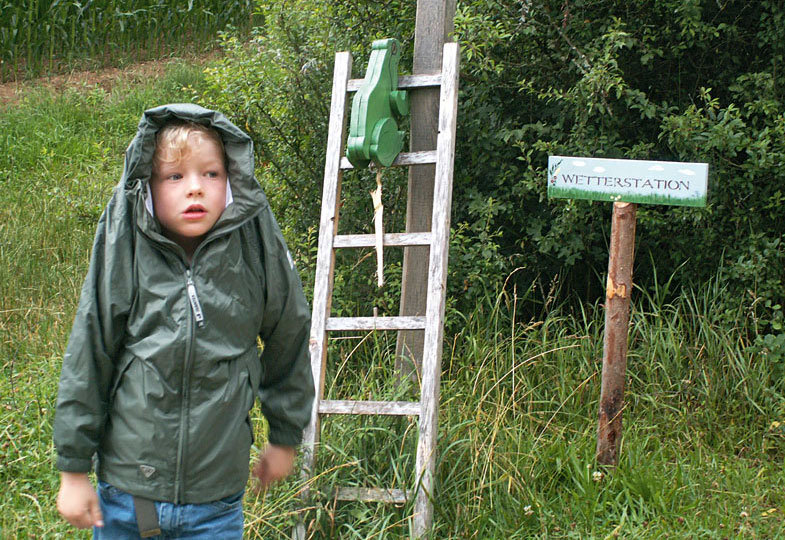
[166,173,183,181]
[206,171,220,178]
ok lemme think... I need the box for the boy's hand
[57,472,104,529]
[252,444,296,490]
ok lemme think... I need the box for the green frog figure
[346,38,410,168]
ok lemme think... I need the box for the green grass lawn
[1,62,784,538]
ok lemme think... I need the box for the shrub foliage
[201,0,784,327]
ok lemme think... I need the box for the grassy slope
[0,63,205,537]
[1,63,784,538]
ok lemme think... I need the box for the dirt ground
[0,55,210,107]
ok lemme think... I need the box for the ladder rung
[340,150,436,170]
[319,399,421,416]
[347,73,441,92]
[333,232,431,248]
[334,487,412,504]
[326,316,426,331]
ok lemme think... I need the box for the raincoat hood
[123,103,268,246]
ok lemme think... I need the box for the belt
[133,496,162,538]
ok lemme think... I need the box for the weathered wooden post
[547,155,708,466]
[596,201,636,465]
[396,0,456,380]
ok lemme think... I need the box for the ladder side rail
[300,50,353,502]
[413,41,460,538]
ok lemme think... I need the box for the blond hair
[152,121,226,177]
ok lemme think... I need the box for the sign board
[548,156,708,207]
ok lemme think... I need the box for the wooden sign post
[596,201,636,465]
[548,156,709,466]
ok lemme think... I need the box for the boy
[54,103,314,538]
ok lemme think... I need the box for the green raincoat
[54,103,314,504]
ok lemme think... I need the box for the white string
[370,169,384,287]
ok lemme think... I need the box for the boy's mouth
[183,204,207,218]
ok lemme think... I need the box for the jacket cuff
[56,454,93,473]
[267,426,303,447]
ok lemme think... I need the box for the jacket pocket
[108,353,136,406]
[241,348,261,444]
[241,347,262,394]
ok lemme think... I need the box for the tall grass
[2,65,785,538]
[245,271,785,538]
[0,0,253,82]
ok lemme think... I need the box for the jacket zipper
[146,218,259,502]
[174,268,199,503]
[186,270,205,328]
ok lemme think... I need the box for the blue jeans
[94,481,244,539]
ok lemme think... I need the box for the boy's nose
[186,174,204,196]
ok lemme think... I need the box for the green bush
[201,0,785,321]
[453,0,785,314]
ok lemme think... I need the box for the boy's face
[150,133,227,255]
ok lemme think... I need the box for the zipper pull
[186,270,205,328]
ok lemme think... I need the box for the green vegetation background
[0,0,254,80]
[2,0,785,537]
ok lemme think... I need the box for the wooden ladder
[295,42,459,539]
